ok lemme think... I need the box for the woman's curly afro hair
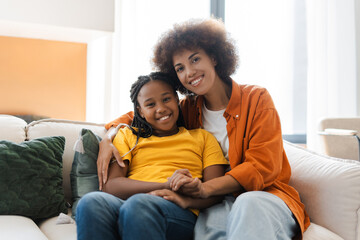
[152,17,239,95]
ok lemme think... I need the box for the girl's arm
[103,159,170,200]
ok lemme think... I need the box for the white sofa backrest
[284,141,360,240]
[26,119,107,204]
[0,115,27,143]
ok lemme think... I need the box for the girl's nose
[156,103,166,113]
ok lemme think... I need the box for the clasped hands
[149,169,205,209]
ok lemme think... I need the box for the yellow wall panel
[0,36,87,121]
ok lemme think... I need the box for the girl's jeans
[76,192,196,240]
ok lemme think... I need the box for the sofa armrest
[303,223,344,240]
[284,141,360,240]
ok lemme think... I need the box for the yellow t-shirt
[113,127,228,183]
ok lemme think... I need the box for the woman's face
[172,48,218,96]
[137,80,179,137]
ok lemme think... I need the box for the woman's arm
[97,127,126,190]
[151,165,227,209]
[103,159,170,200]
[98,111,135,190]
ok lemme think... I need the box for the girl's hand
[149,189,190,209]
[167,169,193,191]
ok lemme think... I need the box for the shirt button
[236,115,239,118]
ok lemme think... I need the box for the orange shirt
[105,80,310,236]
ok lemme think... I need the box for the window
[225,0,307,139]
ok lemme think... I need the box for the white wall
[0,0,116,123]
[356,0,360,116]
[0,0,114,32]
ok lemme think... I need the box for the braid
[129,72,185,138]
[130,75,153,138]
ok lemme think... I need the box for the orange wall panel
[0,36,87,121]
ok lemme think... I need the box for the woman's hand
[179,177,208,198]
[149,189,190,209]
[167,169,193,191]
[97,135,125,190]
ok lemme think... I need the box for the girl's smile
[136,80,180,137]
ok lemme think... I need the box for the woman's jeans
[76,192,196,240]
[194,191,300,240]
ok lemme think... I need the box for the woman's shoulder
[229,81,275,112]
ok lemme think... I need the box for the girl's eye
[175,66,184,73]
[163,97,171,102]
[146,103,155,107]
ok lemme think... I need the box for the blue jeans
[194,191,300,240]
[76,192,196,240]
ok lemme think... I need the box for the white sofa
[1,114,360,240]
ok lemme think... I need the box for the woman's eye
[191,56,200,63]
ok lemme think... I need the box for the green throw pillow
[70,128,101,218]
[0,136,67,220]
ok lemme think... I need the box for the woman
[98,18,310,239]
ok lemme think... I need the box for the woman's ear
[212,57,217,66]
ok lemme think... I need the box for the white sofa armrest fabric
[0,115,27,143]
[26,119,107,204]
[0,216,48,240]
[303,223,344,240]
[284,141,360,240]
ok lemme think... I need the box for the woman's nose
[186,66,196,78]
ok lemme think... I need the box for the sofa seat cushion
[0,215,48,240]
[38,209,76,240]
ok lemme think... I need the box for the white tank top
[202,103,229,162]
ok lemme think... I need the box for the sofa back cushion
[26,119,106,204]
[0,115,27,143]
[284,141,360,240]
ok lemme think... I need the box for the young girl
[98,18,310,240]
[76,72,228,240]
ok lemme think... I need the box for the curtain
[306,0,357,151]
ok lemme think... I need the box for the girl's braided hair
[129,72,185,138]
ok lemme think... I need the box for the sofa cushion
[284,141,360,240]
[26,119,107,204]
[38,209,77,240]
[0,115,27,143]
[71,128,101,218]
[0,136,68,220]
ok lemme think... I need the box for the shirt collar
[195,78,241,122]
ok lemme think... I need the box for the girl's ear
[137,106,145,118]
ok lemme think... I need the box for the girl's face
[172,48,218,96]
[137,80,179,137]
